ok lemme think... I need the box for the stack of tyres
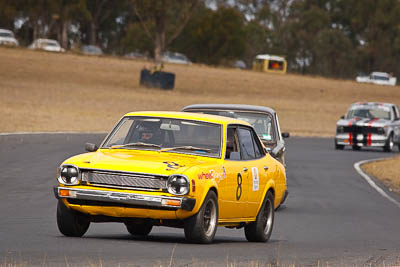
[140,69,175,90]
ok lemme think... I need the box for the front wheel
[184,191,218,244]
[383,134,394,152]
[335,142,344,150]
[57,200,90,237]
[245,191,274,242]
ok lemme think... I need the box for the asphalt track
[0,134,399,266]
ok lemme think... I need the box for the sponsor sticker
[198,169,226,182]
[252,167,259,191]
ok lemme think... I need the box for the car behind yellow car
[54,111,287,243]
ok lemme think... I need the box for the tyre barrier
[140,69,175,90]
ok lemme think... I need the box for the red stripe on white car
[367,118,379,146]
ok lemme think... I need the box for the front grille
[343,126,380,134]
[81,170,167,191]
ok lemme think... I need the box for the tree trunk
[89,21,97,45]
[60,20,69,49]
[154,29,165,64]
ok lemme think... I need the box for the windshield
[372,75,389,81]
[347,107,391,120]
[189,110,275,142]
[0,32,13,38]
[102,116,222,157]
[46,41,58,46]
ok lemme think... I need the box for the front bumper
[336,133,387,147]
[54,186,195,211]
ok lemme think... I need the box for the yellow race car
[54,111,287,243]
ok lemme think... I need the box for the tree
[131,0,200,62]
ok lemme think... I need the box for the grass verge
[361,156,400,194]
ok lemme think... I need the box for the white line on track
[354,158,400,209]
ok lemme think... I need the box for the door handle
[243,167,248,172]
[264,166,269,171]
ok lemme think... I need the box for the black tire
[184,191,218,244]
[125,221,153,237]
[352,145,360,151]
[245,191,274,242]
[335,142,344,150]
[383,134,394,152]
[57,200,90,237]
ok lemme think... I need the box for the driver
[137,121,162,144]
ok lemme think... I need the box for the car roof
[255,54,285,61]
[123,111,251,126]
[36,38,58,43]
[182,104,276,115]
[351,102,394,107]
[0,29,13,33]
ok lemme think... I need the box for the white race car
[0,29,19,46]
[356,72,396,86]
[335,102,400,152]
[29,39,65,52]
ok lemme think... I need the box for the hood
[63,149,215,175]
[337,117,390,127]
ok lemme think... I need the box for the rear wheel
[383,134,394,152]
[125,221,153,237]
[245,191,274,242]
[184,191,218,244]
[57,200,90,237]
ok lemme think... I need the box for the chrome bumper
[54,186,195,211]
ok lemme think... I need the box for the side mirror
[282,132,290,138]
[340,115,345,119]
[229,152,241,160]
[85,143,98,152]
[264,147,274,156]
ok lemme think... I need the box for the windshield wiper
[110,142,161,150]
[161,146,211,153]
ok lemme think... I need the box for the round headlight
[167,175,190,195]
[377,127,385,135]
[58,165,80,185]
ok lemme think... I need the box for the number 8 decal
[236,173,242,200]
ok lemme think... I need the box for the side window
[252,130,265,158]
[392,106,399,120]
[238,128,256,160]
[225,127,240,159]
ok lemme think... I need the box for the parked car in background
[124,51,148,60]
[182,104,290,166]
[81,45,103,56]
[29,39,65,52]
[0,29,18,46]
[356,72,396,86]
[233,60,247,69]
[54,111,287,243]
[253,54,287,74]
[335,102,400,152]
[162,51,192,64]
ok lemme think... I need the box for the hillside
[1,47,399,135]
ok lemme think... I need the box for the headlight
[336,126,344,133]
[58,165,80,185]
[167,175,190,195]
[377,127,385,135]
